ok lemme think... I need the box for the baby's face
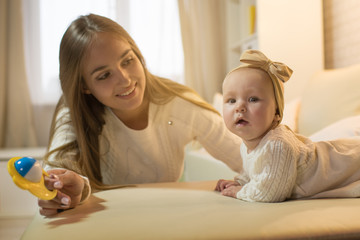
[222,68,278,150]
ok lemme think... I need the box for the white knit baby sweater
[236,124,360,202]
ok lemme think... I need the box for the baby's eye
[248,97,259,102]
[225,98,236,104]
[97,72,110,80]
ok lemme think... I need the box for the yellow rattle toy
[8,157,57,200]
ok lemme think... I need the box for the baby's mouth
[236,118,248,125]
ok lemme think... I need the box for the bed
[21,181,360,240]
[183,62,360,182]
[178,63,360,239]
[5,63,360,239]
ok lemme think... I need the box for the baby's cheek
[222,111,232,126]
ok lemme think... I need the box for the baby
[215,49,360,202]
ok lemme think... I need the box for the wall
[323,0,360,69]
[33,104,56,146]
[257,0,324,102]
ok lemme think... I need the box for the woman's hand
[215,179,240,192]
[38,169,85,216]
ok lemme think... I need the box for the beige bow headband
[227,49,293,124]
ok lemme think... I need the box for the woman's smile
[117,83,137,97]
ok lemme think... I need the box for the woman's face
[82,32,147,119]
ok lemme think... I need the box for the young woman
[215,49,360,203]
[38,14,243,216]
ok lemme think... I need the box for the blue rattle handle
[7,157,57,200]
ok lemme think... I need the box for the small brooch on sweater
[167,121,173,125]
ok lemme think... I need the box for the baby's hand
[215,179,240,191]
[221,185,243,198]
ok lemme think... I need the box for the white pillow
[298,63,360,136]
[309,115,360,142]
[282,97,301,132]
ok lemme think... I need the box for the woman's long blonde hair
[44,14,218,190]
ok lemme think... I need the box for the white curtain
[127,0,184,84]
[0,0,38,148]
[178,0,227,102]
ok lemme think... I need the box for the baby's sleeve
[236,139,298,202]
[234,172,250,186]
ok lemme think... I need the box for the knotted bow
[239,49,293,83]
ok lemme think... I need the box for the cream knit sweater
[236,125,360,202]
[47,96,243,186]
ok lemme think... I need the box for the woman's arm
[39,106,91,216]
[191,106,243,173]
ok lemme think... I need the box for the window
[22,0,183,105]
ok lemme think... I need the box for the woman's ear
[82,85,91,94]
[274,114,281,122]
[274,108,281,121]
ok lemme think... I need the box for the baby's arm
[236,139,297,202]
[215,179,240,192]
[221,185,243,198]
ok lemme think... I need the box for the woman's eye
[122,56,134,66]
[97,72,110,80]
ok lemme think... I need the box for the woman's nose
[115,68,131,86]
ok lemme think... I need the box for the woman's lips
[116,83,136,97]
